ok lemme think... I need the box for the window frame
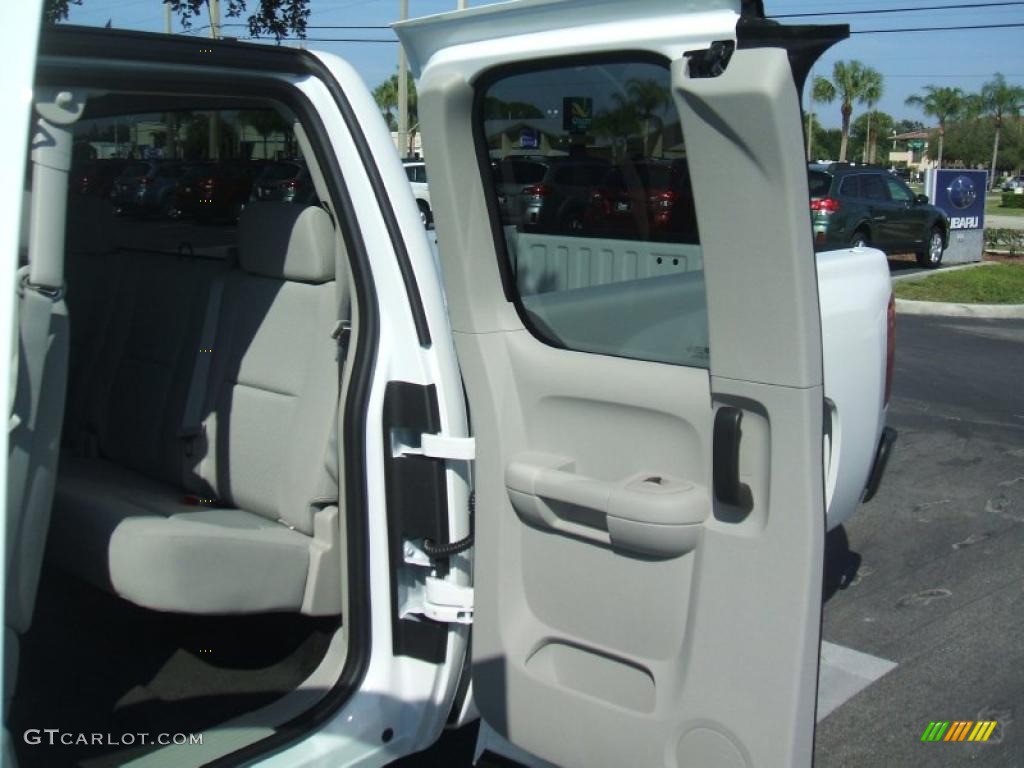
[471,50,702,362]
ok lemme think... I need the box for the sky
[63,0,1024,129]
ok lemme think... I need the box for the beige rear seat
[51,202,344,615]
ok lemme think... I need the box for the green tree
[482,98,544,120]
[893,118,925,136]
[904,85,966,169]
[852,111,894,164]
[807,77,838,161]
[238,110,292,159]
[811,61,883,162]
[620,78,670,155]
[43,0,310,40]
[373,73,419,156]
[181,113,237,160]
[977,73,1024,188]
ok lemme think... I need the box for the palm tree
[903,85,965,170]
[621,78,670,155]
[807,76,836,161]
[373,74,419,154]
[372,76,399,131]
[977,74,1024,189]
[811,61,883,162]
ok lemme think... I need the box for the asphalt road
[816,314,1024,766]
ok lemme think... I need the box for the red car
[70,158,131,199]
[180,161,264,222]
[584,159,698,243]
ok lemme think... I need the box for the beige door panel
[420,35,824,767]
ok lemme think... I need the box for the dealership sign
[926,169,987,231]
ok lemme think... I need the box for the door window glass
[861,174,887,201]
[838,175,859,197]
[885,176,913,203]
[477,58,708,368]
[808,171,832,197]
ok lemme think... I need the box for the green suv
[809,163,949,268]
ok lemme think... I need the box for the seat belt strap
[179,276,224,468]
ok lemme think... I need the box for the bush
[1002,192,1024,209]
[985,228,1024,254]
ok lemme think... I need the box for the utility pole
[458,0,468,8]
[209,0,221,160]
[397,0,409,159]
[164,2,177,159]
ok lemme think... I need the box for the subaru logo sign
[931,169,987,230]
[946,175,978,210]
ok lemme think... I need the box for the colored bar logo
[921,721,998,742]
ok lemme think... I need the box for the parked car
[403,159,433,226]
[179,161,264,222]
[492,156,550,226]
[583,158,699,242]
[70,158,130,198]
[517,156,610,233]
[110,159,186,216]
[251,159,315,203]
[9,5,896,768]
[1002,174,1024,192]
[809,163,949,267]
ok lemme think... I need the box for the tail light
[648,190,676,209]
[810,197,841,214]
[884,292,896,406]
[522,183,551,197]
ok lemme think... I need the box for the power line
[773,1,1024,18]
[221,22,391,29]
[850,21,1024,33]
[242,36,397,43]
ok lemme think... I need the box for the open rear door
[400,2,829,765]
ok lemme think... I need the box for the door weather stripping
[401,539,474,624]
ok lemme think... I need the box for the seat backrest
[194,202,340,535]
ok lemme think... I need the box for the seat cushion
[51,457,311,614]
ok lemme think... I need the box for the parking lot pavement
[816,314,1024,766]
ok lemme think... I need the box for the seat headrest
[238,202,334,283]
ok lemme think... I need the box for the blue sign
[519,128,539,149]
[932,169,987,231]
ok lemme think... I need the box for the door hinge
[400,538,474,625]
[392,430,476,461]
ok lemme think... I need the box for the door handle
[506,455,707,558]
[713,406,744,506]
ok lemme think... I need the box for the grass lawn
[986,192,1024,218]
[895,263,1024,304]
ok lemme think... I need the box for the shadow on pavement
[823,525,862,603]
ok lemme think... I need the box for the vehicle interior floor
[10,566,338,768]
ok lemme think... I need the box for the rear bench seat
[50,202,343,616]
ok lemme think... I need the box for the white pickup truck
[5,1,894,767]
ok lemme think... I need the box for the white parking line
[817,641,897,722]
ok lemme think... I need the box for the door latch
[399,538,474,624]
